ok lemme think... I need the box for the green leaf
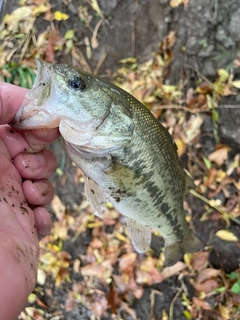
[183,310,192,319]
[217,69,229,82]
[227,272,239,279]
[202,156,212,169]
[214,286,226,293]
[64,29,75,40]
[212,108,219,122]
[231,280,240,294]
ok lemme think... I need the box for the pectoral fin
[126,218,152,253]
[85,176,107,218]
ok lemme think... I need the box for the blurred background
[0,1,240,319]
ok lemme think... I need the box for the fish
[12,59,203,266]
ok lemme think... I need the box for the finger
[0,125,59,158]
[0,83,28,124]
[21,128,60,153]
[22,179,54,206]
[32,207,52,241]
[14,150,57,180]
[0,139,11,160]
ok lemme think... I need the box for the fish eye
[68,76,85,90]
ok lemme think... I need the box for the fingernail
[22,153,45,170]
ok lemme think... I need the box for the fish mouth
[12,59,63,129]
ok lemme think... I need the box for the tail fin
[164,232,203,266]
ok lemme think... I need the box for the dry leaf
[215,230,238,242]
[192,297,212,310]
[194,278,219,293]
[119,252,137,272]
[37,269,46,286]
[91,296,108,316]
[161,261,186,279]
[219,304,230,320]
[81,261,112,278]
[32,4,50,16]
[53,11,69,21]
[208,146,230,165]
[170,0,189,8]
[90,237,104,249]
[191,252,209,271]
[231,80,240,89]
[65,292,77,311]
[3,6,33,24]
[196,268,221,283]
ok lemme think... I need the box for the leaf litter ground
[0,1,240,319]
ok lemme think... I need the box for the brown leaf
[91,296,108,316]
[120,301,137,320]
[81,260,112,278]
[192,297,212,310]
[191,252,209,271]
[208,146,230,165]
[196,268,221,283]
[119,252,137,272]
[90,237,104,249]
[194,278,219,293]
[161,261,186,279]
[65,292,77,311]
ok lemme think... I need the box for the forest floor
[0,1,240,319]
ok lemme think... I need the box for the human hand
[0,82,59,320]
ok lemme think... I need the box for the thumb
[0,82,28,124]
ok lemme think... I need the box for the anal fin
[126,218,152,253]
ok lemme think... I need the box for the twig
[94,51,107,74]
[169,287,183,320]
[190,190,240,225]
[150,289,163,320]
[152,104,207,114]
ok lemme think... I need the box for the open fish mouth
[12,59,62,129]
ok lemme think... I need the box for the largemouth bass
[12,59,203,266]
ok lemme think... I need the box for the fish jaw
[12,59,68,129]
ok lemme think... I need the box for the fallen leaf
[119,252,137,272]
[215,230,238,242]
[65,292,77,311]
[208,146,230,165]
[90,237,104,249]
[192,297,212,310]
[32,4,50,16]
[64,29,75,40]
[87,0,104,18]
[191,252,209,271]
[194,278,219,293]
[37,269,46,286]
[217,69,229,82]
[170,0,189,8]
[91,295,108,316]
[81,261,112,279]
[231,80,240,89]
[219,304,230,319]
[161,261,186,279]
[3,6,33,24]
[196,268,221,283]
[53,11,69,21]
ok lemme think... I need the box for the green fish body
[13,60,202,265]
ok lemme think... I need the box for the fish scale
[12,59,203,265]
